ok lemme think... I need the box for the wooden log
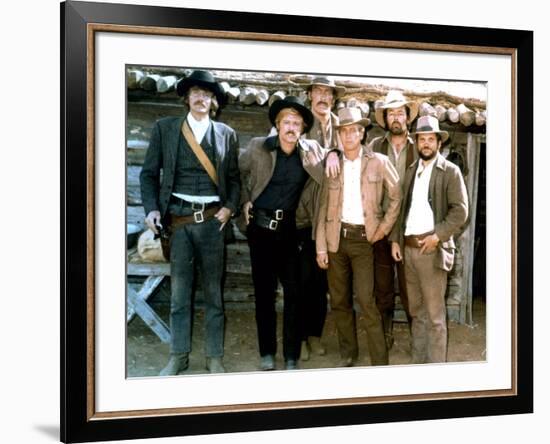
[435,104,447,122]
[447,106,460,123]
[239,87,258,105]
[475,110,486,126]
[139,74,161,91]
[346,99,370,116]
[219,81,231,95]
[457,103,475,127]
[128,70,144,89]
[255,88,269,106]
[227,86,240,103]
[268,90,285,106]
[156,75,177,93]
[419,102,437,117]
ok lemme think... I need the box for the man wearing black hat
[296,76,344,361]
[239,96,338,371]
[368,90,419,349]
[140,70,241,375]
[390,116,468,363]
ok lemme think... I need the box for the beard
[389,123,405,135]
[418,148,437,160]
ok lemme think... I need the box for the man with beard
[239,96,339,371]
[390,116,468,364]
[296,77,345,361]
[140,70,240,375]
[368,90,419,349]
[316,107,401,367]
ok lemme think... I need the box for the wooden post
[475,110,487,126]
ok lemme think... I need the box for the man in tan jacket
[316,107,401,367]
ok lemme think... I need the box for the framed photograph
[61,0,533,442]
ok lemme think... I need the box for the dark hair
[415,132,442,143]
[182,90,219,118]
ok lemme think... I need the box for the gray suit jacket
[139,115,241,220]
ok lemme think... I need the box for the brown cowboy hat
[176,69,226,106]
[306,76,346,97]
[268,96,314,134]
[375,90,419,128]
[334,107,371,129]
[411,115,449,143]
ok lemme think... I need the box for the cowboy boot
[308,336,326,356]
[159,352,189,376]
[206,357,226,373]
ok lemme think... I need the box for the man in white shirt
[140,70,241,375]
[390,116,468,364]
[316,107,401,367]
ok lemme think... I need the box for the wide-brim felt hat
[306,76,346,97]
[375,90,419,128]
[334,107,371,129]
[176,70,226,106]
[268,96,314,134]
[411,115,449,143]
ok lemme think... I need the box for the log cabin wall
[126,68,486,324]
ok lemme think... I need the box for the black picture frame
[61,1,533,442]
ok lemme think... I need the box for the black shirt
[254,138,308,211]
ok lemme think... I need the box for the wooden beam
[127,284,171,344]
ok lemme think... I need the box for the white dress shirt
[405,159,436,235]
[341,155,364,224]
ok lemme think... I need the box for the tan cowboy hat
[411,115,449,143]
[374,90,419,128]
[306,76,346,97]
[334,107,371,128]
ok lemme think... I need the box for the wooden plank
[127,275,165,322]
[127,285,171,344]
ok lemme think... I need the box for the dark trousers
[247,222,300,361]
[327,237,388,365]
[169,217,225,357]
[297,227,328,340]
[373,237,411,320]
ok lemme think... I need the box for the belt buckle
[191,202,206,211]
[343,228,347,238]
[274,209,284,221]
[194,211,205,223]
[268,219,279,230]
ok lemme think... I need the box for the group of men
[139,69,469,375]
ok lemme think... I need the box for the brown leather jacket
[316,147,401,253]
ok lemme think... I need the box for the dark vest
[173,124,218,196]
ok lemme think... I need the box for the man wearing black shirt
[239,96,337,370]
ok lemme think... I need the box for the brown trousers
[404,246,448,363]
[327,237,388,365]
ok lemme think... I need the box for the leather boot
[382,311,394,350]
[159,353,189,376]
[308,336,326,356]
[206,357,226,373]
[300,340,310,361]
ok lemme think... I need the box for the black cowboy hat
[176,70,226,106]
[268,96,314,134]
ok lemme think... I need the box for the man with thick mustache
[390,116,468,363]
[140,70,240,375]
[368,90,419,349]
[239,96,339,371]
[296,77,345,360]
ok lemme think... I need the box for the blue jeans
[169,216,225,357]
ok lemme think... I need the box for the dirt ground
[127,296,486,377]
